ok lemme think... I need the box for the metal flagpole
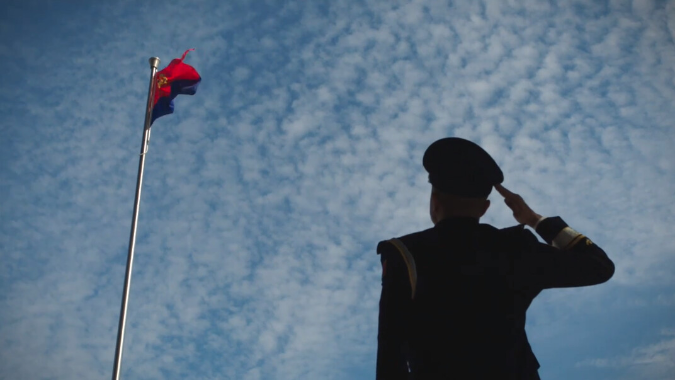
[112,57,160,380]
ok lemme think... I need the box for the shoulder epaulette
[497,223,539,251]
[499,224,526,234]
[378,238,418,299]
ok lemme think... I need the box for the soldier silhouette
[376,137,615,379]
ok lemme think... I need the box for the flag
[151,49,201,124]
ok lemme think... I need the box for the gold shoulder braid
[387,238,418,299]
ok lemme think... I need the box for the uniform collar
[434,216,480,229]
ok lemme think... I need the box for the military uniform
[375,138,615,379]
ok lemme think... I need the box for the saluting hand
[495,184,542,228]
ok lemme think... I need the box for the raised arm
[496,184,615,289]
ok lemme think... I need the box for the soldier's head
[423,138,503,225]
[429,186,491,224]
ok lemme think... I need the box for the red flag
[151,49,201,124]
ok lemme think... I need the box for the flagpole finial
[149,57,160,69]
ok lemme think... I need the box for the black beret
[423,137,503,198]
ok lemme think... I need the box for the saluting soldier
[376,137,615,379]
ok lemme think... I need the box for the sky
[0,0,674,379]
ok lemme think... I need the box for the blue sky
[1,0,674,379]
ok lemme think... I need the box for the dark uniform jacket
[376,216,615,380]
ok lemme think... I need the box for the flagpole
[112,57,160,380]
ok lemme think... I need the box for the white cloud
[577,328,675,380]
[1,0,674,379]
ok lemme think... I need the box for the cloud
[576,328,675,380]
[0,0,674,379]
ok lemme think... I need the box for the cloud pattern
[1,0,674,379]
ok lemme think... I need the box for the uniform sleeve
[514,217,615,290]
[376,243,412,380]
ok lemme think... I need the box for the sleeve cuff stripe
[564,234,586,250]
[552,227,583,250]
